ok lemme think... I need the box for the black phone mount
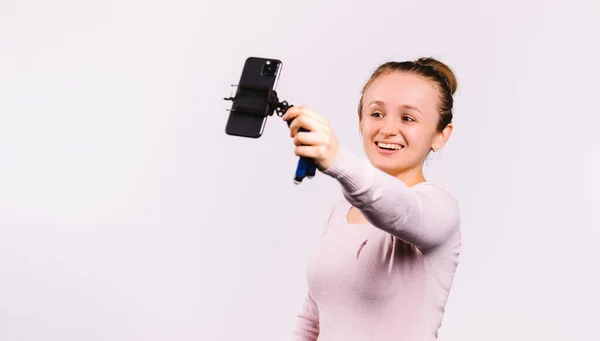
[224,84,317,184]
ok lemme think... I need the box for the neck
[393,166,426,187]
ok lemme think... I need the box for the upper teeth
[377,142,402,150]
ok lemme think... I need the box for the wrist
[321,146,373,193]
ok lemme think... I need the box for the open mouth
[375,141,404,151]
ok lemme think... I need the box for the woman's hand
[281,106,339,172]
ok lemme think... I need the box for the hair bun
[415,57,457,95]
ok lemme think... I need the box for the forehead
[363,71,439,113]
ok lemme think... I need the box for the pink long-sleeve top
[292,147,462,341]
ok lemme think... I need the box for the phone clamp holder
[224,85,317,184]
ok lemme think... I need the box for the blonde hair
[358,57,457,132]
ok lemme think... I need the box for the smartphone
[225,57,283,138]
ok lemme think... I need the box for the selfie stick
[224,88,317,184]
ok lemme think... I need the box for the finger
[281,106,302,122]
[282,106,329,126]
[294,145,323,159]
[289,114,327,138]
[293,131,327,147]
[295,106,329,125]
[289,115,322,138]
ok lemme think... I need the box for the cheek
[406,128,436,150]
[360,121,377,137]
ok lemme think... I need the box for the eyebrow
[368,100,422,114]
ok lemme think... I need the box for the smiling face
[359,71,452,182]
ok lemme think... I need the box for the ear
[431,123,453,151]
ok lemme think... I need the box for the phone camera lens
[262,61,276,77]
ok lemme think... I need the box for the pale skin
[282,71,453,224]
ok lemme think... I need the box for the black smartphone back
[225,57,283,138]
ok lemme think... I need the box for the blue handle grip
[288,124,317,184]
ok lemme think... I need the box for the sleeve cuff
[321,146,375,194]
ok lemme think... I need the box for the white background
[1,0,599,340]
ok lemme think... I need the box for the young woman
[282,57,462,341]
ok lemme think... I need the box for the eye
[403,115,415,122]
[371,111,383,118]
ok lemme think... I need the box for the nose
[380,116,400,136]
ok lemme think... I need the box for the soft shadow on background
[1,0,598,340]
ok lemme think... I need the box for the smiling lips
[375,141,404,153]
